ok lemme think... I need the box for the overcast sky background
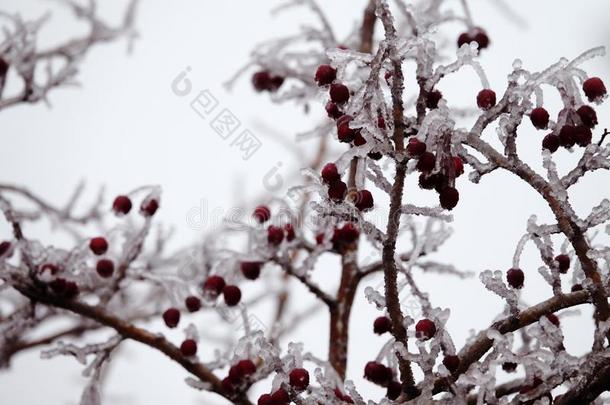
[1,0,610,404]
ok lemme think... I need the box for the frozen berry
[315,64,337,86]
[112,195,132,215]
[571,284,583,292]
[368,151,383,160]
[457,32,472,48]
[321,163,340,184]
[331,223,360,250]
[439,187,459,210]
[373,316,392,335]
[559,125,576,148]
[241,261,262,280]
[477,89,496,110]
[502,362,518,372]
[407,137,427,157]
[229,359,257,383]
[252,71,272,92]
[185,296,202,312]
[546,313,560,327]
[507,268,524,289]
[354,189,374,211]
[415,319,436,340]
[555,254,570,274]
[426,90,443,109]
[141,199,159,217]
[223,285,242,306]
[330,83,350,104]
[258,394,273,405]
[364,361,392,386]
[163,308,180,328]
[269,76,284,92]
[576,105,598,128]
[63,281,79,299]
[50,278,78,299]
[284,224,295,241]
[203,275,226,296]
[328,180,347,202]
[377,115,386,129]
[221,377,235,394]
[574,125,592,146]
[530,107,549,129]
[289,368,310,391]
[542,134,560,153]
[267,225,284,246]
[443,355,460,373]
[386,380,401,400]
[583,77,606,102]
[180,339,197,356]
[253,205,271,223]
[416,152,436,172]
[353,132,367,146]
[0,241,11,257]
[96,259,114,278]
[337,115,357,143]
[325,101,342,119]
[89,237,108,255]
[473,28,490,49]
[271,388,290,405]
[419,173,440,190]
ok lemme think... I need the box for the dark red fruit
[253,205,271,223]
[252,71,272,92]
[141,199,159,217]
[337,115,357,143]
[321,163,340,184]
[542,134,560,153]
[49,278,79,299]
[443,355,460,373]
[559,125,576,148]
[241,261,262,280]
[315,64,337,86]
[269,76,284,92]
[546,313,560,327]
[583,77,607,102]
[415,319,436,340]
[203,275,226,296]
[112,195,132,215]
[0,241,11,257]
[454,157,465,177]
[377,115,386,129]
[373,316,392,335]
[63,281,79,299]
[353,132,367,146]
[335,388,354,403]
[331,223,359,250]
[386,380,401,400]
[89,237,108,255]
[185,296,202,312]
[574,125,592,146]
[270,388,290,405]
[364,361,392,386]
[419,173,440,190]
[284,224,295,241]
[477,89,496,110]
[530,107,549,129]
[576,105,598,128]
[416,152,436,172]
[328,180,347,202]
[473,29,490,49]
[289,368,310,391]
[0,58,8,77]
[229,359,257,383]
[354,189,374,211]
[502,362,518,372]
[258,394,273,405]
[426,90,442,109]
[267,225,284,246]
[163,308,180,328]
[439,187,459,210]
[507,268,524,289]
[407,137,427,156]
[330,83,350,104]
[315,233,325,245]
[180,339,198,356]
[555,254,570,274]
[571,284,583,292]
[223,285,242,306]
[368,151,382,160]
[96,259,114,278]
[457,32,472,48]
[325,101,342,119]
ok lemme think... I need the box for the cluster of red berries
[202,275,242,307]
[363,361,402,399]
[112,195,159,217]
[252,71,285,93]
[457,27,490,51]
[252,205,295,246]
[257,388,290,405]
[330,223,360,252]
[224,359,257,392]
[321,162,374,210]
[37,263,78,299]
[88,236,117,279]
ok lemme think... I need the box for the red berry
[50,278,78,298]
[270,388,290,405]
[328,180,347,202]
[426,90,442,109]
[542,134,560,153]
[252,71,272,92]
[416,152,436,172]
[335,388,354,403]
[321,163,340,184]
[315,233,325,245]
[141,199,159,217]
[368,151,382,160]
[373,316,392,335]
[559,125,576,148]
[353,132,367,146]
[96,259,114,278]
[315,64,337,86]
[546,313,560,327]
[330,83,350,104]
[258,394,273,405]
[221,377,235,394]
[180,339,197,356]
[386,380,401,400]
[241,261,262,280]
[454,156,465,177]
[163,308,180,328]
[415,319,436,340]
[223,285,242,306]
[473,29,490,49]
[574,125,592,147]
[89,237,108,255]
[337,115,357,143]
[289,368,310,391]
[0,241,11,257]
[185,296,202,312]
[407,137,427,156]
[583,77,607,102]
[331,223,359,250]
[364,361,392,386]
[203,275,226,296]
[325,101,342,119]
[571,284,583,292]
[576,105,598,128]
[507,268,524,289]
[555,254,570,274]
[419,173,440,190]
[457,32,472,48]
[530,107,549,129]
[112,195,132,215]
[253,205,271,223]
[377,114,386,129]
[229,359,257,383]
[502,362,518,372]
[267,225,284,246]
[443,355,460,373]
[354,189,374,211]
[477,89,496,110]
[284,224,295,242]
[439,187,459,210]
[63,281,79,299]
[269,76,284,92]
